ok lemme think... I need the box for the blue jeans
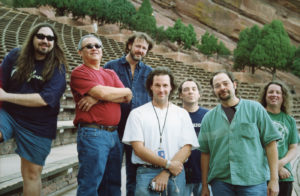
[185,183,202,196]
[124,144,137,196]
[185,183,213,196]
[211,180,267,196]
[76,126,122,196]
[135,167,186,196]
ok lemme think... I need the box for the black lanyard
[152,102,169,147]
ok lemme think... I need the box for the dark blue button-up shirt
[104,56,152,138]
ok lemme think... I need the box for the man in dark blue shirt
[178,78,211,196]
[104,32,154,195]
[0,23,67,195]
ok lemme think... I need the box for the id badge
[157,149,165,159]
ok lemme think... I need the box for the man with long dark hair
[259,81,299,196]
[0,23,67,195]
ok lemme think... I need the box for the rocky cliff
[159,0,300,45]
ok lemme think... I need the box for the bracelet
[165,160,171,169]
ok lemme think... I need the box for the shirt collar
[218,99,243,111]
[120,55,143,69]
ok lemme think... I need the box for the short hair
[178,78,201,95]
[146,66,177,99]
[125,32,154,54]
[210,70,235,87]
[77,34,102,51]
[259,80,292,114]
[210,70,238,95]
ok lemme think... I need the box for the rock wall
[173,0,300,44]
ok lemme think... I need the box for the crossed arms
[77,85,132,111]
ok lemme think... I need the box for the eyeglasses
[35,33,55,41]
[81,44,102,50]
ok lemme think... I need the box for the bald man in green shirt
[199,71,281,196]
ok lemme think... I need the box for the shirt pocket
[239,122,258,140]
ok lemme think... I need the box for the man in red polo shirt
[70,34,132,196]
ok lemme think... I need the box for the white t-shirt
[122,102,199,164]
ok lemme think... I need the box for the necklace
[152,102,169,147]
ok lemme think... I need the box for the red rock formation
[173,0,300,44]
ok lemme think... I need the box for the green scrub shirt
[199,99,281,186]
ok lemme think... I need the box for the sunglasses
[35,33,55,41]
[81,43,102,50]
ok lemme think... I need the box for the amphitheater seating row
[0,5,299,195]
[1,6,300,145]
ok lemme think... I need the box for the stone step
[0,143,78,196]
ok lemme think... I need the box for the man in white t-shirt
[122,66,199,196]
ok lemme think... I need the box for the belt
[136,164,162,169]
[79,123,118,132]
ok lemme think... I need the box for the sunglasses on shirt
[35,33,56,41]
[81,44,102,50]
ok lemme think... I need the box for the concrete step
[52,164,127,196]
[0,142,129,196]
[0,143,78,195]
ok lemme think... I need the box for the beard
[218,90,231,101]
[130,50,143,61]
[36,49,49,55]
[36,44,52,56]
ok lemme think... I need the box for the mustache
[219,89,229,94]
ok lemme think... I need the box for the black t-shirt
[1,48,66,139]
[184,107,209,183]
[222,103,239,123]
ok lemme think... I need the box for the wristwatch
[165,160,171,169]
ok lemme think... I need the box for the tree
[153,26,168,43]
[88,0,110,25]
[13,0,38,7]
[185,24,198,49]
[41,0,71,16]
[234,21,295,77]
[234,28,250,71]
[197,31,218,55]
[106,0,136,29]
[291,46,300,77]
[129,0,156,35]
[250,44,267,71]
[69,0,88,20]
[35,0,50,7]
[217,41,231,56]
[197,32,230,57]
[165,19,197,49]
[234,25,261,73]
[259,20,295,78]
[138,0,153,16]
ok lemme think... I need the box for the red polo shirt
[70,64,124,126]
